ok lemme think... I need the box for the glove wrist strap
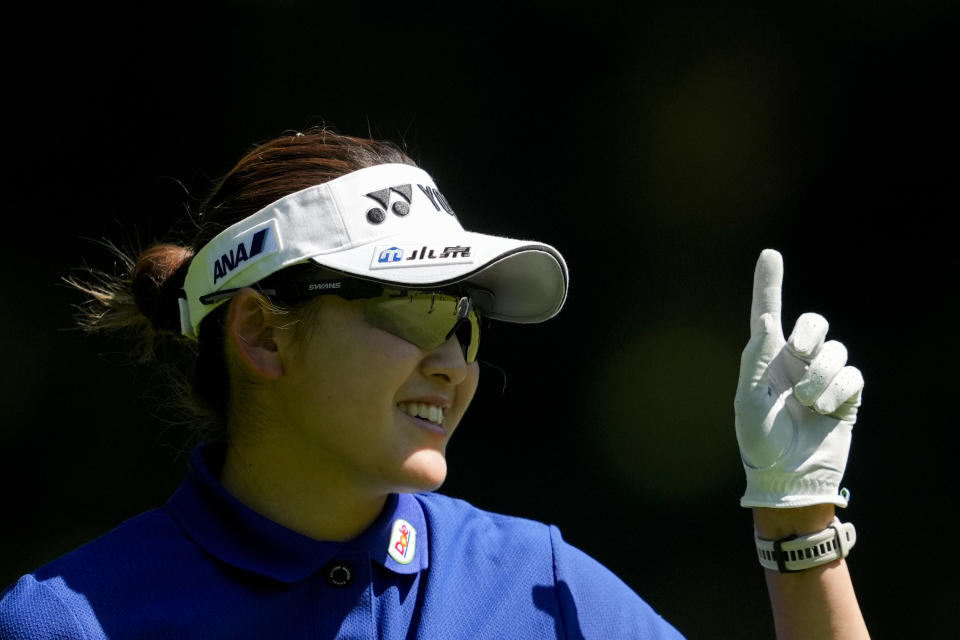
[755,517,856,573]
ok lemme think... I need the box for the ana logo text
[212,228,270,284]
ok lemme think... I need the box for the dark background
[3,2,956,637]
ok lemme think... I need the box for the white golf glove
[735,249,864,508]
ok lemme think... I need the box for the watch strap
[755,517,856,573]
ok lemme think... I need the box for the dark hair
[68,129,416,442]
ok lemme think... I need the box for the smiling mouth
[397,402,446,426]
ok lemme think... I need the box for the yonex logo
[377,247,404,263]
[212,228,271,284]
[416,184,455,216]
[365,184,413,224]
[364,183,457,224]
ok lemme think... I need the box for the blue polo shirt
[1,444,684,639]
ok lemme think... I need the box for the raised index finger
[750,248,784,339]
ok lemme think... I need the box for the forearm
[754,505,869,640]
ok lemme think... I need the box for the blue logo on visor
[378,247,403,263]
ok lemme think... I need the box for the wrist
[753,504,836,539]
[740,467,850,510]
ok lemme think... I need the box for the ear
[226,288,283,380]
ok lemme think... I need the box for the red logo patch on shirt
[388,519,416,564]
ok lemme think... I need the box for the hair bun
[132,244,194,332]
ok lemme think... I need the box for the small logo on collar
[388,518,417,564]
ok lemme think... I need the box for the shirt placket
[316,550,374,640]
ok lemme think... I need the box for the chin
[396,449,449,493]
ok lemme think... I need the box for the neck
[219,437,387,542]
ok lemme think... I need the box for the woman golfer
[0,130,868,639]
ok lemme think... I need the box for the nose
[420,334,471,384]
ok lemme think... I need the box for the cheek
[448,364,480,429]
[294,322,422,405]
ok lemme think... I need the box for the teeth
[399,402,445,425]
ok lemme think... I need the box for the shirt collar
[166,443,429,583]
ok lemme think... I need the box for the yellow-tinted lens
[465,311,480,363]
[364,292,480,363]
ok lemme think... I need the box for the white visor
[179,163,568,338]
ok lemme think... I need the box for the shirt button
[324,561,354,588]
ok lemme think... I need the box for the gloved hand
[735,249,864,508]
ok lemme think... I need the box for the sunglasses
[199,269,484,363]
